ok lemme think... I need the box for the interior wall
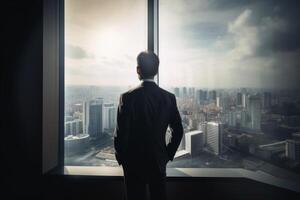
[1,0,43,197]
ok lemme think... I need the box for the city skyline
[64,85,300,179]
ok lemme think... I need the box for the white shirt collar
[142,78,155,83]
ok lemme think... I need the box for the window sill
[64,166,300,193]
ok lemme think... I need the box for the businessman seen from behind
[114,51,183,200]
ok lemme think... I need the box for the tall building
[292,132,300,141]
[83,98,104,138]
[188,87,195,98]
[103,103,117,133]
[174,87,180,98]
[241,110,250,128]
[248,95,261,130]
[206,122,224,155]
[208,90,216,101]
[199,122,207,145]
[286,140,300,161]
[242,93,248,108]
[228,111,237,127]
[178,133,186,151]
[108,106,117,130]
[182,87,187,98]
[83,101,89,134]
[263,92,272,109]
[65,119,83,137]
[222,95,231,111]
[185,130,204,156]
[237,92,242,106]
[196,90,202,104]
[216,96,221,108]
[196,89,207,104]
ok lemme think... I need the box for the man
[114,51,183,200]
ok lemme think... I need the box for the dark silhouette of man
[114,51,183,200]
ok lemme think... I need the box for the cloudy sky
[65,0,300,89]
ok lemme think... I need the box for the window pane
[159,0,300,181]
[64,0,147,166]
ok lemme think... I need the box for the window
[64,0,147,166]
[159,0,300,180]
[62,0,300,189]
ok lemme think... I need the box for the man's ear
[137,66,141,75]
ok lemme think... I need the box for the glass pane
[159,0,300,181]
[64,0,147,166]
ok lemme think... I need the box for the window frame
[42,0,300,193]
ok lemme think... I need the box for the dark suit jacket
[114,81,183,174]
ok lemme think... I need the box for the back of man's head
[137,51,159,79]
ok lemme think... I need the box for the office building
[206,122,224,155]
[286,140,300,161]
[242,93,248,108]
[83,98,104,138]
[103,103,117,133]
[185,130,204,156]
[237,92,242,106]
[188,87,195,98]
[248,95,261,130]
[182,87,187,98]
[83,101,89,134]
[263,92,272,109]
[228,111,237,127]
[199,122,207,145]
[174,87,180,98]
[65,119,83,137]
[216,96,223,108]
[208,90,216,101]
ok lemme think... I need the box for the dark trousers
[122,163,167,200]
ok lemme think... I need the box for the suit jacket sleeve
[114,93,130,165]
[167,94,184,161]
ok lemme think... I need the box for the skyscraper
[83,98,104,138]
[108,106,117,130]
[248,95,261,130]
[206,122,224,155]
[182,87,187,98]
[216,96,223,108]
[228,111,237,127]
[103,103,117,133]
[199,122,207,145]
[237,92,242,106]
[263,92,272,109]
[174,87,180,98]
[83,101,89,134]
[196,89,201,104]
[196,89,207,105]
[185,130,204,156]
[188,87,195,98]
[241,110,250,128]
[65,119,83,137]
[208,90,216,101]
[286,140,300,161]
[242,93,248,108]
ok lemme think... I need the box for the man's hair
[137,51,159,79]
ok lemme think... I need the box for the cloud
[65,0,300,89]
[66,44,93,59]
[228,9,259,58]
[207,0,255,11]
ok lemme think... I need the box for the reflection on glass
[64,0,146,166]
